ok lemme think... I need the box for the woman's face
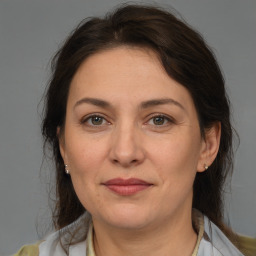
[59,47,209,230]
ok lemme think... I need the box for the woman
[14,4,253,256]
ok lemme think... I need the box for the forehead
[72,46,164,88]
[68,46,195,111]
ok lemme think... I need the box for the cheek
[153,135,200,167]
[66,138,106,212]
[64,134,108,196]
[150,132,201,186]
[66,132,108,171]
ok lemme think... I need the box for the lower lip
[104,184,151,196]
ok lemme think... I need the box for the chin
[102,205,154,230]
[109,217,150,230]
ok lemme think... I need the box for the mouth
[102,178,153,196]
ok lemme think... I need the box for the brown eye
[83,115,108,126]
[91,116,103,125]
[153,116,166,125]
[146,114,174,128]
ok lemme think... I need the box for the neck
[92,209,197,256]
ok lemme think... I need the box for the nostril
[112,158,139,166]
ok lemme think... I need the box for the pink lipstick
[102,178,152,196]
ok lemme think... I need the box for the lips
[102,178,152,196]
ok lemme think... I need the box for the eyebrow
[74,97,112,109]
[140,98,185,111]
[74,97,185,111]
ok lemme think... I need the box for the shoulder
[12,233,67,256]
[38,229,87,255]
[38,213,89,255]
[198,215,245,256]
[13,243,40,256]
[13,213,91,256]
[236,235,256,256]
[13,230,86,256]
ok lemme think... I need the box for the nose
[109,123,146,168]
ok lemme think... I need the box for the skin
[59,47,220,256]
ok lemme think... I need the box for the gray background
[0,0,255,255]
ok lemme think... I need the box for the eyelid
[80,113,111,126]
[80,112,175,127]
[145,113,175,126]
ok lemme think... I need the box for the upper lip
[102,178,152,186]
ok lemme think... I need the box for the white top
[36,211,244,256]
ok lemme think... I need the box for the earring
[64,164,70,174]
[204,164,209,170]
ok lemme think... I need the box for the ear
[197,122,221,172]
[57,126,67,163]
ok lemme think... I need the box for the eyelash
[81,114,110,127]
[146,114,175,127]
[80,113,175,128]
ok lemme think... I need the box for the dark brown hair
[42,3,238,250]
